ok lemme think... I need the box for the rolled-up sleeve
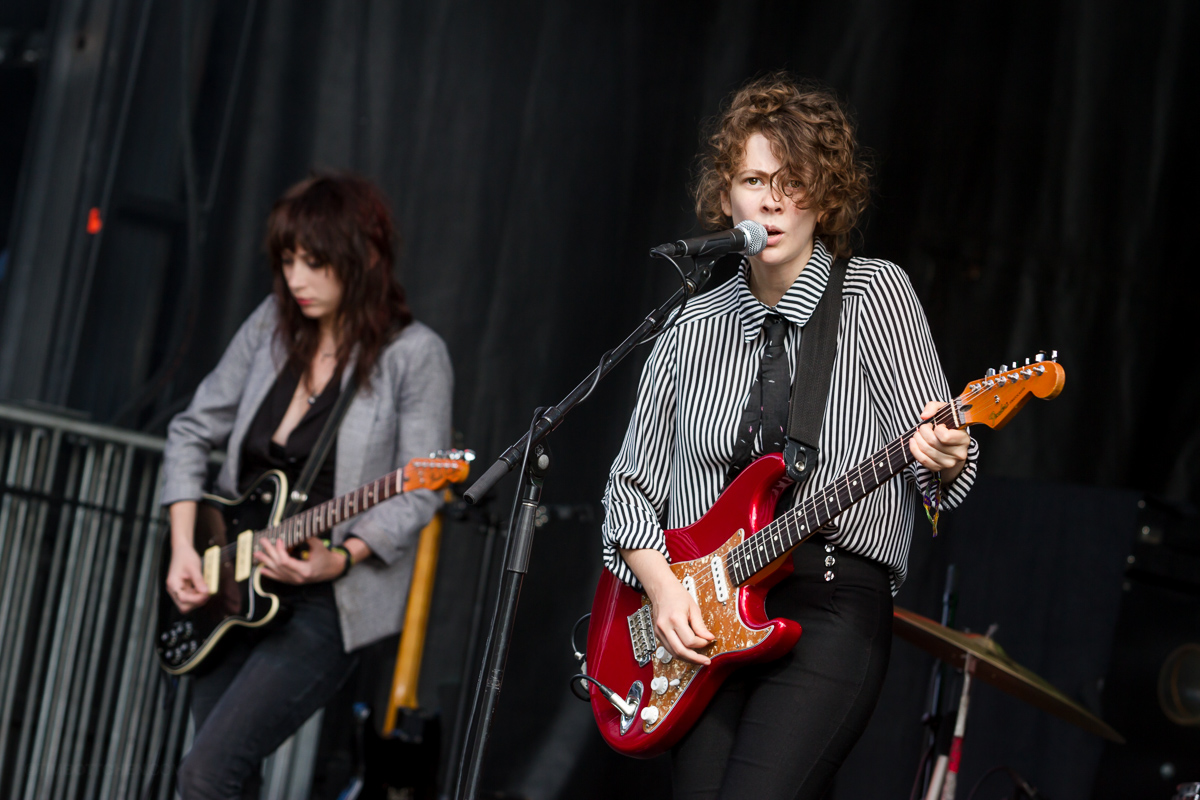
[601,332,678,589]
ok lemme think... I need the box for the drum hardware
[896,606,1124,800]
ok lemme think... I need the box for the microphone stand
[452,253,718,799]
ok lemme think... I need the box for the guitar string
[673,370,1026,599]
[707,367,1039,596]
[210,471,400,562]
[677,410,946,600]
[713,376,998,594]
[675,397,962,598]
[208,459,462,562]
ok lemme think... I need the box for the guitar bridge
[627,604,655,667]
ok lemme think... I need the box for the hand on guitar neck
[255,533,368,584]
[909,400,971,484]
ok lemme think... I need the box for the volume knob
[640,706,660,723]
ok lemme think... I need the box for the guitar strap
[782,256,847,484]
[281,372,359,519]
[725,257,847,488]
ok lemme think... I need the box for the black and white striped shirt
[601,239,979,593]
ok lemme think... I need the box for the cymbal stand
[916,565,959,798]
[925,653,975,800]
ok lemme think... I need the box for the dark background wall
[1,0,1197,797]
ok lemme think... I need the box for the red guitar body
[586,453,804,758]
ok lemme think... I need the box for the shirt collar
[735,238,834,342]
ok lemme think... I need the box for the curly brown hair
[265,173,412,391]
[693,73,870,258]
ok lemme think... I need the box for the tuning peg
[1035,351,1045,362]
[1050,349,1058,361]
[1000,364,1009,372]
[1025,357,1031,365]
[985,368,996,377]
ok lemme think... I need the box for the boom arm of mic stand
[463,255,713,504]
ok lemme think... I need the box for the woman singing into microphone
[601,74,978,798]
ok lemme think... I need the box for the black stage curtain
[30,0,1200,796]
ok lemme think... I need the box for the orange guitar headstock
[402,449,475,492]
[955,353,1065,431]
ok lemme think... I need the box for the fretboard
[724,401,959,586]
[259,467,405,549]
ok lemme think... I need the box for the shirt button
[825,556,836,567]
[824,543,835,553]
[824,570,835,582]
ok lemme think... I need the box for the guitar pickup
[682,574,698,606]
[710,556,729,604]
[203,546,220,594]
[235,532,254,582]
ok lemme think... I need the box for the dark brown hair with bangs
[693,73,870,258]
[265,173,412,390]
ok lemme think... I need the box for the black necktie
[726,313,791,484]
[759,313,790,452]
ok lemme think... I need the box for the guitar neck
[725,401,961,586]
[261,467,405,549]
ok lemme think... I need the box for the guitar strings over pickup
[235,532,254,581]
[203,546,220,593]
[682,574,698,606]
[710,555,729,603]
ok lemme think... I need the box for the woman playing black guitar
[601,74,978,799]
[161,174,452,799]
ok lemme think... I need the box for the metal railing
[0,404,319,800]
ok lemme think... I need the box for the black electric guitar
[155,450,473,674]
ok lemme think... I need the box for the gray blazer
[162,296,453,651]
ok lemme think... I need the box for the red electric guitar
[586,356,1065,757]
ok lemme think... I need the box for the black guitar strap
[281,373,359,519]
[725,257,847,489]
[782,257,846,483]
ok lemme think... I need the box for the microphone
[652,220,768,258]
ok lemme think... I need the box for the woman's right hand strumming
[621,547,715,665]
[166,500,210,613]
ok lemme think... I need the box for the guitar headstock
[402,449,475,492]
[956,352,1065,430]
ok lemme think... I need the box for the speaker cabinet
[1093,499,1200,797]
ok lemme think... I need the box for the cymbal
[893,607,1124,743]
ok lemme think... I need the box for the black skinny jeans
[176,584,358,800]
[671,536,894,800]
